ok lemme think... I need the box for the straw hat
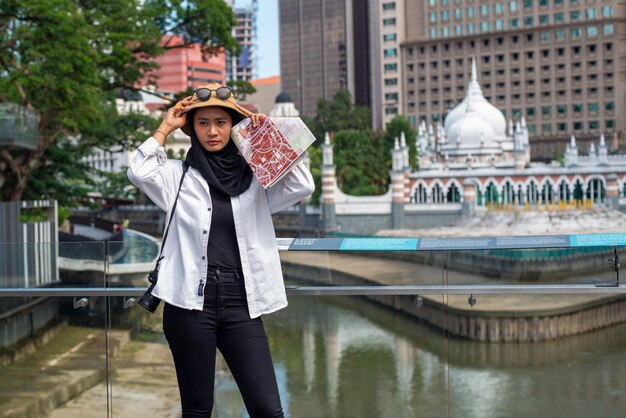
[176,83,252,136]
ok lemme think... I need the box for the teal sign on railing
[287,233,626,251]
[570,233,626,247]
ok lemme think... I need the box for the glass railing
[1,236,625,417]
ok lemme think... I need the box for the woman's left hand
[251,113,267,127]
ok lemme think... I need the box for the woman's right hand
[162,96,192,133]
[153,97,192,144]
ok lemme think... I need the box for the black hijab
[184,108,253,196]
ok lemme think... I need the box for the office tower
[145,35,226,94]
[402,0,624,159]
[228,1,257,81]
[278,0,407,129]
[279,0,369,118]
[369,0,407,130]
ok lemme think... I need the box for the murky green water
[215,296,626,418]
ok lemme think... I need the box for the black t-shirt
[207,188,242,269]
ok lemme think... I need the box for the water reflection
[215,296,626,418]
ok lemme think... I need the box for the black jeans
[163,267,284,418]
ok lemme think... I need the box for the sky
[234,0,280,79]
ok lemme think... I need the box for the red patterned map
[232,118,302,188]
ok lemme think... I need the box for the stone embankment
[0,326,129,418]
[281,251,626,342]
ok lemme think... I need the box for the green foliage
[80,96,160,153]
[306,146,322,205]
[19,207,49,223]
[58,207,71,225]
[300,89,390,198]
[307,89,370,144]
[227,80,257,102]
[300,90,422,198]
[0,0,239,202]
[333,130,389,196]
[22,137,96,207]
[95,169,137,200]
[385,115,418,170]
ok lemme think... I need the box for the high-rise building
[228,1,257,81]
[369,0,407,130]
[402,0,625,160]
[144,35,226,94]
[277,0,404,129]
[279,0,367,118]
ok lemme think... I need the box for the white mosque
[409,58,626,211]
[319,58,626,232]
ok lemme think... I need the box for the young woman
[128,83,314,417]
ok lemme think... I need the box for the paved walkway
[280,251,615,314]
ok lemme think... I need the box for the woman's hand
[251,113,267,127]
[153,97,192,145]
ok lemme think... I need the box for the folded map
[231,117,316,188]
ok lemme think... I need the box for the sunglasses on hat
[193,86,235,101]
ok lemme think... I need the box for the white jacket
[127,137,314,317]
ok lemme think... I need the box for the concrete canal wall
[282,261,626,342]
[353,247,623,280]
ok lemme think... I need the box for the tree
[300,89,389,199]
[309,89,370,143]
[0,0,240,202]
[333,130,389,196]
[227,80,257,102]
[385,115,418,170]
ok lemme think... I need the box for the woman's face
[193,107,233,152]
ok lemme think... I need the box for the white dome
[447,114,495,147]
[444,58,506,142]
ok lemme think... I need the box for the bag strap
[154,161,189,269]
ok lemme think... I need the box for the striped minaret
[462,179,477,217]
[321,132,336,231]
[400,131,410,203]
[606,174,618,209]
[391,137,405,228]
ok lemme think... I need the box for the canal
[214,295,626,418]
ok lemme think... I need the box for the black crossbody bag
[138,161,190,313]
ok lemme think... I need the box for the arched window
[502,181,515,204]
[485,182,499,205]
[526,180,539,204]
[541,182,554,204]
[558,181,571,202]
[586,178,605,203]
[573,179,584,201]
[446,183,461,203]
[413,184,428,203]
[432,183,445,203]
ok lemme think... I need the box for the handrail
[4,233,626,250]
[1,284,625,297]
[279,234,626,251]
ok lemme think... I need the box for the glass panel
[0,297,108,416]
[446,245,626,416]
[106,233,158,288]
[57,242,106,287]
[0,243,107,414]
[106,236,178,414]
[260,295,447,417]
[444,245,621,285]
[274,249,448,416]
[106,296,179,416]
